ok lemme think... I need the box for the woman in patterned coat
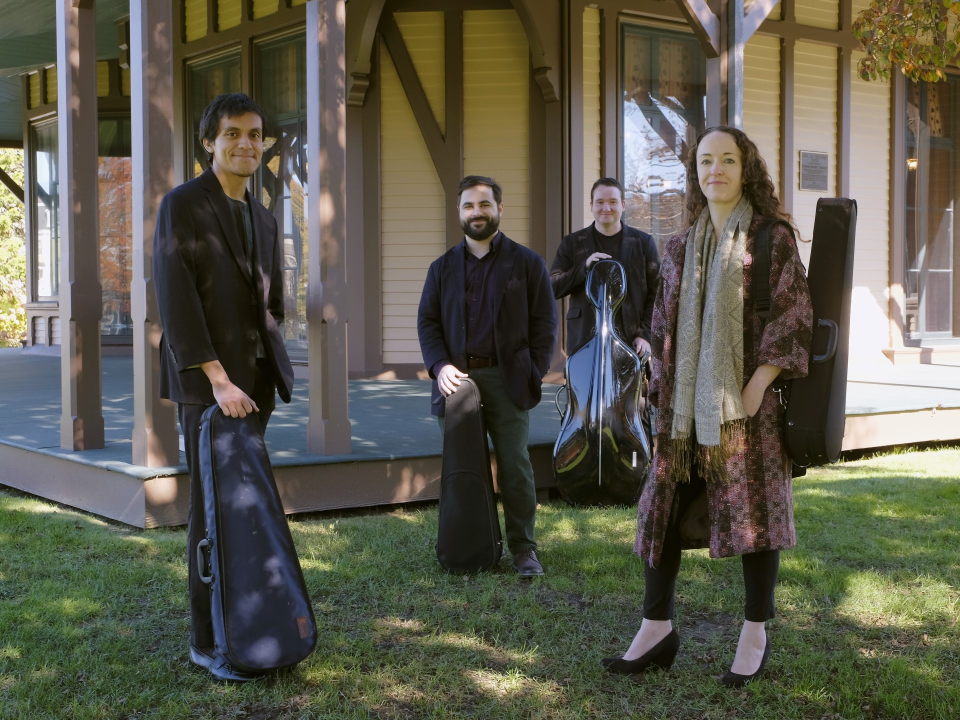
[602,127,813,687]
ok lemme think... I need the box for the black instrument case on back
[755,198,857,472]
[197,405,317,673]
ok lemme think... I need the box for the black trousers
[643,457,780,623]
[180,360,277,649]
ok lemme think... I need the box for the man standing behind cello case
[418,176,558,578]
[154,94,296,682]
[551,178,660,357]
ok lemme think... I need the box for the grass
[0,447,958,720]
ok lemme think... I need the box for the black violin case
[196,405,317,673]
[436,378,503,573]
[755,198,857,473]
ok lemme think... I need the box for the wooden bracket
[673,0,720,59]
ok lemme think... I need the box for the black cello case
[755,198,856,471]
[785,198,857,467]
[196,405,317,673]
[436,378,503,573]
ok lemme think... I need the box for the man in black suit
[418,176,557,578]
[154,93,294,682]
[551,178,660,356]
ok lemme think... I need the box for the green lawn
[1,448,958,719]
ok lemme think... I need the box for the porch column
[727,0,744,129]
[130,0,180,466]
[56,0,104,450]
[306,0,352,455]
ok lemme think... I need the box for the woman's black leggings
[643,458,780,622]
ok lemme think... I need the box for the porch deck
[1,349,958,528]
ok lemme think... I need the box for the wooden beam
[888,72,906,347]
[780,36,795,217]
[306,0,352,455]
[130,0,180,467]
[380,14,448,189]
[673,0,720,58]
[56,0,105,451]
[444,9,464,248]
[757,18,858,49]
[728,0,745,129]
[742,0,779,42]
[0,165,24,204]
[837,45,851,198]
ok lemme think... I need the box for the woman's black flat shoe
[720,636,771,687]
[601,629,680,675]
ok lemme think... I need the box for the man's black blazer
[550,223,660,356]
[417,233,558,416]
[154,168,294,406]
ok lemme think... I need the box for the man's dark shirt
[431,232,501,376]
[591,225,627,339]
[464,232,501,361]
[592,225,623,261]
[226,194,264,359]
[226,195,255,275]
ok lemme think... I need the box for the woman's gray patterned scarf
[669,194,753,483]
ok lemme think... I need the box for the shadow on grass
[1,451,958,719]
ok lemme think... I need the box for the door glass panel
[187,52,242,179]
[98,117,133,337]
[905,78,956,338]
[257,33,308,361]
[622,25,706,254]
[32,120,59,299]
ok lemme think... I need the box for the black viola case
[197,405,317,673]
[436,378,503,573]
[784,198,857,467]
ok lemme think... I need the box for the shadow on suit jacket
[550,223,661,356]
[417,233,558,417]
[154,168,294,406]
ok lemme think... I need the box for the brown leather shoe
[512,549,545,578]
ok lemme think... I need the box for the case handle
[555,384,568,420]
[813,318,838,364]
[196,538,213,584]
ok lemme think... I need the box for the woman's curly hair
[684,126,801,237]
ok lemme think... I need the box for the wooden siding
[743,34,780,199]
[792,42,837,266]
[583,7,601,229]
[44,67,56,106]
[184,0,207,42]
[121,67,130,97]
[850,51,892,358]
[28,73,40,109]
[97,61,109,98]
[463,10,530,247]
[219,0,242,32]
[795,0,839,30]
[394,11,445,134]
[380,41,446,365]
[253,0,280,20]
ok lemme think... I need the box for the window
[98,117,133,337]
[187,51,242,178]
[905,78,957,340]
[31,119,59,300]
[256,32,308,361]
[621,24,706,254]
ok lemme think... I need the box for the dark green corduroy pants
[438,366,537,555]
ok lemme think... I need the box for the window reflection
[98,117,133,336]
[257,33,308,361]
[32,120,59,299]
[621,26,705,254]
[905,79,956,339]
[188,52,241,178]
